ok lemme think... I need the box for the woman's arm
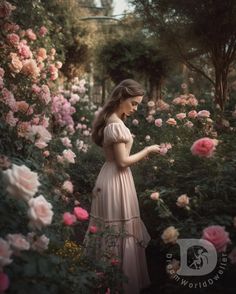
[113,143,160,168]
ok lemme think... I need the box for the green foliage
[98,33,170,88]
[132,0,236,109]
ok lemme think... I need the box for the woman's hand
[146,145,161,155]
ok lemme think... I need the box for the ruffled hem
[88,214,151,248]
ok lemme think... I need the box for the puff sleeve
[103,123,130,145]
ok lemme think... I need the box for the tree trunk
[214,66,229,111]
[149,77,164,101]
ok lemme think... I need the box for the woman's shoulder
[103,118,130,144]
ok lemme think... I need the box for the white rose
[3,164,40,201]
[161,226,179,244]
[28,195,53,230]
[176,194,190,208]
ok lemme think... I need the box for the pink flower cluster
[32,84,51,104]
[172,94,198,107]
[159,143,172,155]
[0,230,49,290]
[3,164,53,230]
[71,78,86,94]
[26,125,52,149]
[63,206,89,226]
[76,139,89,153]
[51,94,76,127]
[156,99,170,111]
[0,12,62,84]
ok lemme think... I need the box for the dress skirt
[84,161,151,293]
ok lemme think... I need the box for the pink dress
[85,122,150,293]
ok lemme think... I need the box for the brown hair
[92,79,144,147]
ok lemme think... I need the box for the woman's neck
[110,112,124,121]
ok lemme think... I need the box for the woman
[84,79,160,293]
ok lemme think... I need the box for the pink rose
[3,164,40,201]
[37,48,47,61]
[132,119,139,126]
[159,147,168,155]
[28,195,54,230]
[176,113,186,120]
[187,97,198,107]
[27,125,52,149]
[43,150,50,157]
[63,212,76,226]
[17,121,31,138]
[38,26,48,37]
[202,225,231,252]
[25,29,37,40]
[5,111,18,127]
[89,225,98,233]
[6,234,30,251]
[61,137,72,148]
[188,110,198,119]
[51,48,56,55]
[197,110,210,118]
[184,121,194,128]
[62,149,76,164]
[111,258,120,266]
[31,234,49,252]
[16,101,29,113]
[176,194,189,208]
[55,61,62,69]
[166,118,177,126]
[191,137,218,158]
[0,238,12,268]
[22,59,40,79]
[154,118,162,127]
[62,180,74,193]
[146,115,154,123]
[74,207,89,221]
[9,52,23,73]
[32,84,41,94]
[7,33,19,46]
[0,272,9,292]
[150,192,160,200]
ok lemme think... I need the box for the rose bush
[0,2,123,293]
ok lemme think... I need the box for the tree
[96,13,170,101]
[132,0,236,111]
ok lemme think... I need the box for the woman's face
[119,96,143,117]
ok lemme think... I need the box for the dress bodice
[103,122,133,162]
